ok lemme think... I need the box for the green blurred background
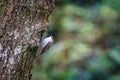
[32,0,120,80]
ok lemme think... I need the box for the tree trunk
[0,0,55,80]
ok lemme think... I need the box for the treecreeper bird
[40,36,54,54]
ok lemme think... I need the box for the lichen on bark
[0,0,55,80]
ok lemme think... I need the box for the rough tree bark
[0,0,55,80]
